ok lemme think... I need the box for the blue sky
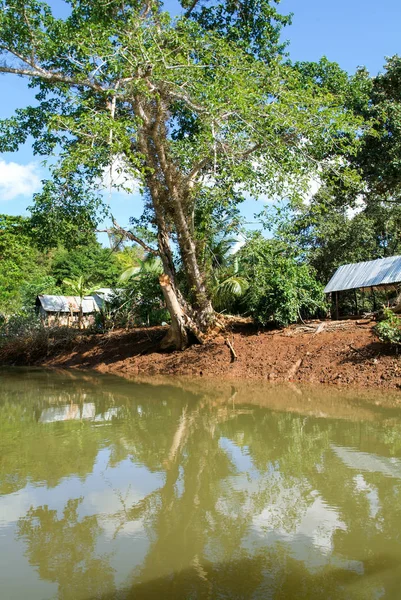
[0,0,400,240]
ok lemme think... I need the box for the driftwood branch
[225,338,238,362]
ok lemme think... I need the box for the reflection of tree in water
[0,374,194,494]
[17,498,115,600]
[0,402,104,494]
[116,396,401,599]
[5,372,401,599]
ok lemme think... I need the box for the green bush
[113,276,169,327]
[237,234,327,327]
[106,257,170,328]
[375,308,401,346]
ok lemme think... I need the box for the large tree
[268,57,401,285]
[0,0,363,348]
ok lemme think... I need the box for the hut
[36,295,99,328]
[324,255,401,318]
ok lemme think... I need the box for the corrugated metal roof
[37,295,99,313]
[95,287,115,301]
[324,255,401,293]
[93,288,123,309]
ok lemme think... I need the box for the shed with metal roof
[36,295,99,328]
[324,255,401,294]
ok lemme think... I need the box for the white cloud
[0,160,41,201]
[346,195,366,220]
[100,155,140,195]
[302,176,321,204]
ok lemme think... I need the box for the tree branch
[98,220,159,256]
[161,87,207,114]
[184,0,202,18]
[0,61,106,92]
[187,155,211,182]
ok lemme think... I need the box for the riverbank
[3,319,397,389]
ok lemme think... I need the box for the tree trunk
[135,101,215,349]
[159,274,189,350]
[78,301,83,330]
[170,189,215,326]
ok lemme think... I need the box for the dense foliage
[0,214,142,316]
[111,257,169,328]
[0,215,53,313]
[239,237,326,326]
[0,0,365,348]
[216,234,326,326]
[1,4,401,340]
[375,309,401,347]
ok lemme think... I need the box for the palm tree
[119,256,163,283]
[62,276,101,329]
[211,257,249,313]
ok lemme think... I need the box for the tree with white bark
[0,0,364,348]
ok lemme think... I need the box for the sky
[0,0,400,242]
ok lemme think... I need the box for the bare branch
[0,59,107,92]
[97,220,159,256]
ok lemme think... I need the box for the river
[1,368,401,599]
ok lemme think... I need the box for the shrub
[111,275,169,328]
[0,312,84,365]
[114,257,170,328]
[375,308,401,346]
[237,234,327,327]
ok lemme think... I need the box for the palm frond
[119,256,163,282]
[217,275,249,298]
[119,265,141,283]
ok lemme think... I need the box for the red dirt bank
[40,320,401,389]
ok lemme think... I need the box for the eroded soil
[36,320,401,389]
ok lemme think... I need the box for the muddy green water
[1,370,401,599]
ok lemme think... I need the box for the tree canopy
[0,0,365,347]
[265,56,401,293]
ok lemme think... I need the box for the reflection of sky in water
[39,403,120,423]
[217,436,363,574]
[250,493,356,573]
[3,372,401,599]
[0,447,163,596]
[3,433,394,592]
[331,444,401,479]
[0,448,163,527]
[353,474,381,520]
[219,436,256,474]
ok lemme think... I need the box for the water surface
[1,368,401,599]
